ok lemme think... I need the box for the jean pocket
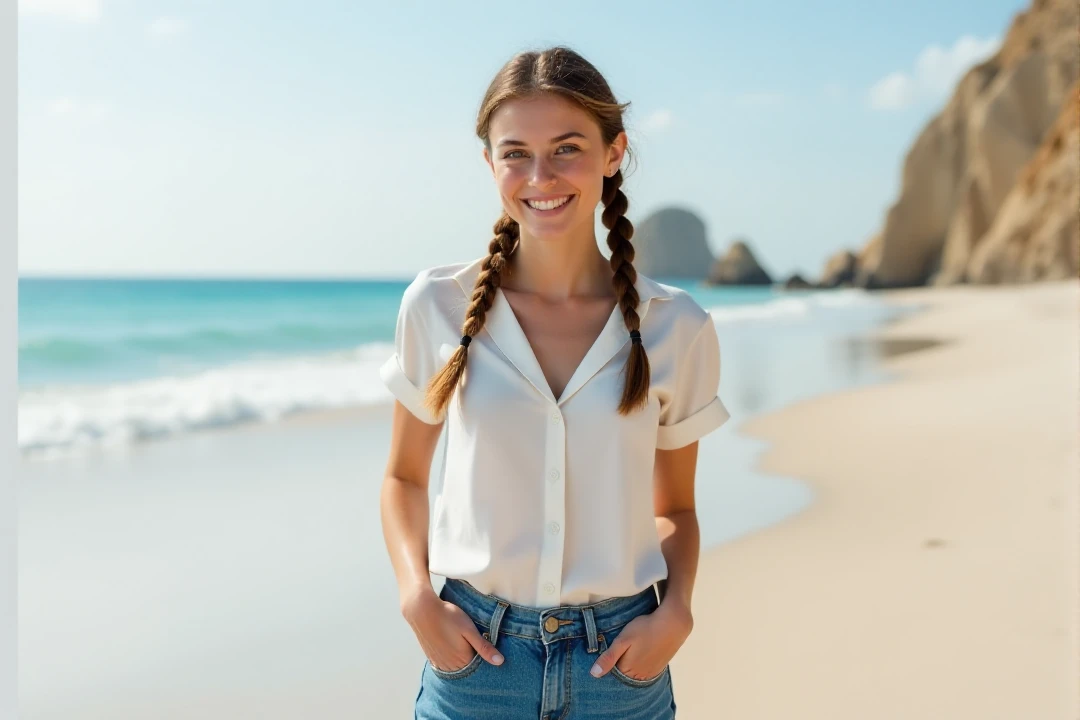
[597,630,669,688]
[428,631,489,681]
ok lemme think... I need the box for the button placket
[535,405,567,606]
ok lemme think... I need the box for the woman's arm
[380,401,444,607]
[381,400,505,670]
[653,440,701,616]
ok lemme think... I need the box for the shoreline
[16,281,882,465]
[673,279,1079,719]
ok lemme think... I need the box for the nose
[528,157,558,188]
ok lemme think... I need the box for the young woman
[380,46,730,720]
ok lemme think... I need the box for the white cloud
[868,34,1000,111]
[868,72,915,110]
[641,109,673,133]
[147,16,189,36]
[18,0,100,21]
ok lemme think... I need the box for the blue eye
[503,145,580,160]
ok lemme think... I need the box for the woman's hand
[401,586,504,672]
[590,600,693,681]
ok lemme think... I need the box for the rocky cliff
[967,79,1079,283]
[707,240,773,286]
[854,0,1078,288]
[630,208,716,279]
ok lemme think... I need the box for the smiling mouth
[523,195,573,212]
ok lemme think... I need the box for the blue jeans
[414,578,677,719]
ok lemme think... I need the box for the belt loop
[488,601,509,646]
[582,606,598,653]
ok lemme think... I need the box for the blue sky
[18,0,1025,280]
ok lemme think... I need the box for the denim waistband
[440,578,659,651]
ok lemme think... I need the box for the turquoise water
[19,277,782,389]
[18,274,906,457]
[19,278,407,388]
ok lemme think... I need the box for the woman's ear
[482,147,495,178]
[607,131,628,173]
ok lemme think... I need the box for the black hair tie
[460,335,472,348]
[629,330,642,345]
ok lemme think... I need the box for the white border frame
[2,0,18,716]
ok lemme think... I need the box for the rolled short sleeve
[379,274,444,425]
[656,315,731,450]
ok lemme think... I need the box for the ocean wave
[19,320,390,369]
[18,342,396,459]
[19,289,891,459]
[706,289,876,325]
[18,337,111,365]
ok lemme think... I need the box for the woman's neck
[504,229,614,301]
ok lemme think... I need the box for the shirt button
[548,522,560,535]
[549,469,560,481]
[543,582,555,594]
[551,412,561,423]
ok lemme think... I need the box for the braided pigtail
[423,214,519,418]
[602,169,650,415]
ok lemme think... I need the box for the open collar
[450,255,673,406]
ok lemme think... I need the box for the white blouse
[379,256,730,608]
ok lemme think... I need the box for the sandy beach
[673,279,1080,720]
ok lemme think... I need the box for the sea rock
[966,79,1079,282]
[707,240,773,286]
[854,233,884,288]
[783,273,815,290]
[630,208,716,279]
[819,250,858,288]
[861,0,1078,288]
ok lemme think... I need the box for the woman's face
[484,94,626,242]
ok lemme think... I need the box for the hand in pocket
[402,589,504,672]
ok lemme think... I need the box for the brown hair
[424,46,650,418]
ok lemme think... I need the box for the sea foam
[19,342,396,458]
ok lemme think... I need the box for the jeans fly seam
[555,638,572,720]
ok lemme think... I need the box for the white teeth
[525,196,570,211]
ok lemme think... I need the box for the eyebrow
[496,131,588,148]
